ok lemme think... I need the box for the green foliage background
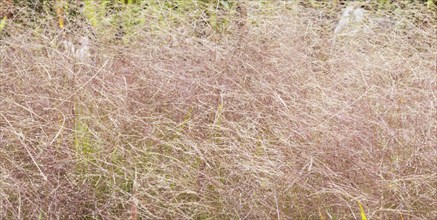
[8,0,239,39]
[3,0,435,41]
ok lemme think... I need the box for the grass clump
[0,0,436,219]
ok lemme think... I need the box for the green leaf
[84,0,98,27]
[221,0,230,10]
[358,201,367,220]
[427,0,436,9]
[0,16,7,33]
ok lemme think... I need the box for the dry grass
[0,1,436,219]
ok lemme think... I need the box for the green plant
[358,201,367,220]
[0,16,7,33]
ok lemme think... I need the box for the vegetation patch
[0,0,435,219]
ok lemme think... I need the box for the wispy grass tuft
[0,0,435,219]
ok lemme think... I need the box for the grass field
[0,0,436,219]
